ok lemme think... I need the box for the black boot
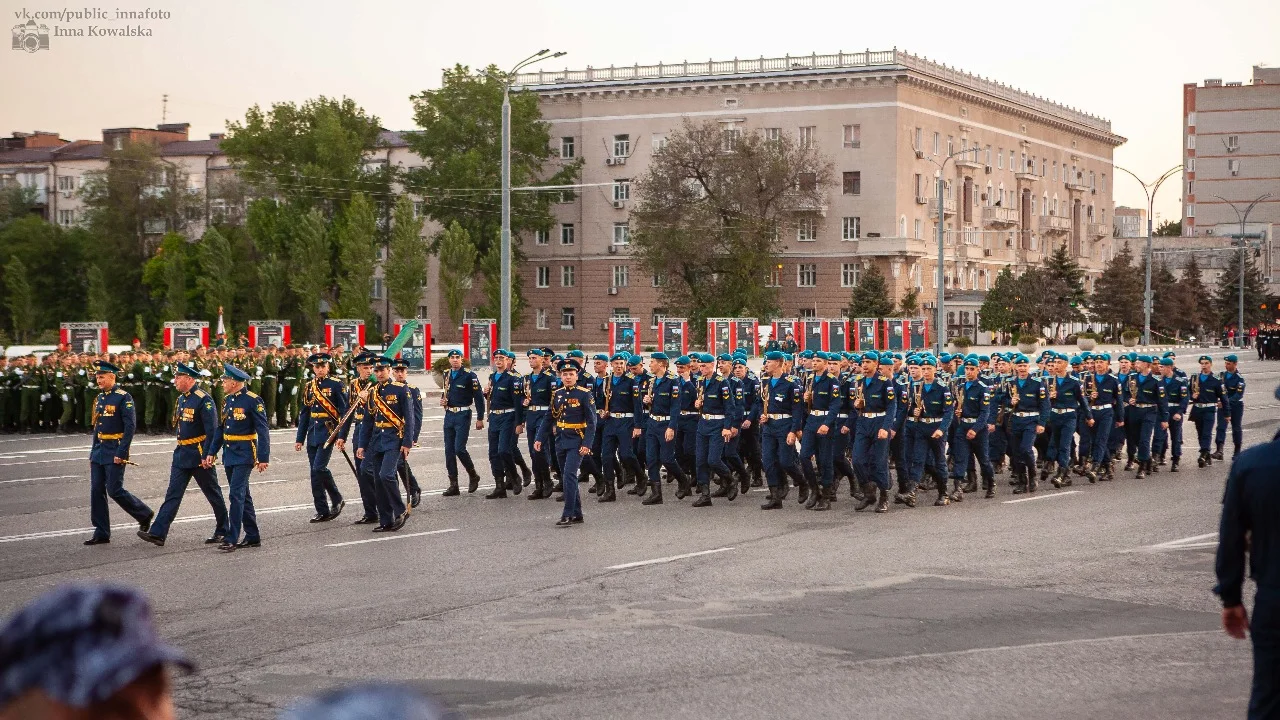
[1136,461,1148,479]
[528,470,547,500]
[983,478,995,499]
[484,476,508,499]
[467,471,481,494]
[1082,461,1097,484]
[797,476,811,505]
[675,473,691,500]
[804,480,821,509]
[810,491,831,511]
[691,487,712,507]
[598,475,617,502]
[724,471,739,502]
[964,468,978,493]
[855,483,877,512]
[1170,457,1180,473]
[761,488,783,510]
[617,467,633,489]
[1012,469,1030,494]
[642,481,663,505]
[775,477,791,502]
[934,487,950,506]
[739,470,751,496]
[1124,457,1135,471]
[1212,446,1224,461]
[875,487,890,513]
[442,479,461,497]
[949,479,964,502]
[1198,451,1208,468]
[1051,466,1066,489]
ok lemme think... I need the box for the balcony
[1064,179,1090,193]
[982,206,1019,227]
[1038,215,1071,234]
[927,197,957,219]
[955,155,983,170]
[857,237,928,257]
[1015,171,1039,183]
[1087,223,1110,240]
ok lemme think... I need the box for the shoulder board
[625,371,635,379]
[113,388,127,395]
[246,391,260,399]
[714,373,725,380]
[194,389,207,398]
[391,380,406,387]
[666,372,677,379]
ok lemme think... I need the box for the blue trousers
[223,464,259,545]
[1191,407,1217,453]
[853,417,892,491]
[1089,408,1115,464]
[831,421,856,483]
[760,423,799,488]
[1217,400,1244,451]
[695,420,731,490]
[1249,587,1280,720]
[1008,417,1039,474]
[1046,413,1078,469]
[88,461,153,541]
[149,462,227,539]
[906,421,946,488]
[525,409,550,479]
[1153,416,1184,460]
[644,421,685,485]
[1109,411,1127,458]
[677,415,698,470]
[362,446,406,527]
[1134,407,1157,462]
[354,448,377,519]
[487,411,518,483]
[306,441,343,515]
[799,416,834,488]
[601,417,639,485]
[950,420,993,481]
[989,421,1009,467]
[556,436,585,519]
[442,410,476,481]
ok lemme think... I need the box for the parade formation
[58,337,1252,546]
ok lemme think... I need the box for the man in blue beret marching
[596,352,643,503]
[345,353,381,523]
[1043,353,1093,488]
[1126,355,1169,479]
[639,352,687,505]
[294,353,348,522]
[1190,355,1224,468]
[901,355,955,507]
[757,350,804,510]
[851,351,898,511]
[1000,354,1050,495]
[357,357,412,532]
[523,349,557,500]
[1214,354,1246,461]
[137,363,228,547]
[950,356,994,500]
[439,349,485,496]
[1083,354,1122,482]
[1153,357,1188,472]
[694,353,739,506]
[484,349,525,499]
[83,361,154,545]
[214,363,270,552]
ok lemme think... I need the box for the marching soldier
[1127,355,1169,479]
[534,358,595,527]
[392,358,422,508]
[901,355,954,507]
[951,357,994,499]
[1214,354,1246,460]
[523,349,556,500]
[136,362,228,547]
[439,349,484,496]
[850,351,897,511]
[1001,354,1049,495]
[693,352,738,507]
[215,363,270,552]
[798,352,839,511]
[1154,357,1188,471]
[639,352,687,505]
[484,349,525,499]
[345,352,381,523]
[82,360,154,545]
[758,350,804,510]
[356,357,412,532]
[295,353,348,522]
[1044,352,1092,488]
[672,355,699,489]
[732,354,765,493]
[1083,353,1122,482]
[1190,355,1224,468]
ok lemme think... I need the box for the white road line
[325,528,458,547]
[0,503,315,543]
[1143,532,1219,551]
[606,547,735,570]
[0,474,78,485]
[1001,490,1082,504]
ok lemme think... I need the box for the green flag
[382,320,419,359]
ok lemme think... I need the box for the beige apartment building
[513,49,1125,344]
[1113,206,1146,238]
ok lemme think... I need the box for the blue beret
[0,584,193,708]
[1225,354,1239,363]
[733,356,748,366]
[1126,353,1139,362]
[175,362,201,379]
[920,356,937,367]
[850,353,862,363]
[609,353,628,362]
[551,353,564,363]
[782,353,793,362]
[594,353,611,362]
[861,351,879,363]
[1014,354,1030,364]
[1163,351,1176,358]
[92,360,120,374]
[1136,354,1152,364]
[1098,353,1111,361]
[650,352,669,361]
[716,353,733,362]
[280,682,450,720]
[354,352,376,365]
[499,349,518,360]
[628,354,643,366]
[733,350,748,359]
[1159,358,1174,366]
[674,355,691,366]
[964,358,979,367]
[446,349,462,358]
[978,355,990,363]
[764,351,785,361]
[222,363,250,382]
[799,350,815,359]
[1198,355,1212,363]
[566,349,585,359]
[939,353,952,363]
[1069,356,1083,365]
[526,348,544,357]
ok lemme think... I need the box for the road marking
[0,474,78,485]
[0,503,315,543]
[325,528,458,547]
[606,547,735,570]
[1140,532,1219,552]
[1001,490,1081,504]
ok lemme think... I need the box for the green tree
[85,264,112,322]
[404,65,582,257]
[1090,242,1144,335]
[896,288,920,317]
[1171,253,1210,338]
[847,264,895,318]
[1214,248,1269,330]
[256,252,287,319]
[385,196,428,320]
[0,185,39,227]
[246,199,295,320]
[0,216,92,333]
[3,256,35,342]
[333,193,378,322]
[133,314,147,346]
[633,119,835,341]
[1154,219,1182,236]
[1044,241,1087,325]
[288,208,331,339]
[476,241,526,330]
[437,221,477,328]
[979,267,1019,335]
[141,233,196,325]
[195,227,237,320]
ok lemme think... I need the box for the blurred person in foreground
[0,584,192,720]
[281,683,455,720]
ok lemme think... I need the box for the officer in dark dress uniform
[393,359,422,508]
[1215,354,1246,460]
[137,363,228,547]
[439,349,484,495]
[357,357,412,532]
[345,353,380,523]
[294,353,348,522]
[213,363,270,552]
[484,349,525,499]
[1190,354,1224,468]
[673,356,700,488]
[83,361,154,545]
[758,350,804,510]
[535,358,596,526]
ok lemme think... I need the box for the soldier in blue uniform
[137,363,228,547]
[900,356,954,507]
[1082,353,1122,482]
[83,361,154,545]
[580,353,611,492]
[1214,354,1246,460]
[439,349,484,496]
[798,352,839,511]
[625,354,650,493]
[892,356,921,497]
[1113,354,1135,468]
[673,355,700,490]
[294,353,348,522]
[1002,354,1049,495]
[830,353,859,499]
[1044,352,1093,488]
[213,364,269,552]
[694,353,738,507]
[357,357,412,532]
[1153,357,1189,472]
[950,357,994,499]
[851,351,897,512]
[639,352,687,505]
[1126,355,1169,479]
[718,354,751,498]
[597,352,642,503]
[345,353,380,523]
[523,349,556,500]
[757,350,804,510]
[734,354,765,489]
[534,358,596,526]
[392,359,422,507]
[1190,354,1224,468]
[484,349,525,499]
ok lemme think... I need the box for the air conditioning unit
[606,245,618,255]
[984,165,992,174]
[612,200,625,209]
[915,150,924,159]
[608,287,618,295]
[60,190,72,198]
[614,156,627,166]
[983,248,993,257]
[605,157,615,166]
[915,195,928,205]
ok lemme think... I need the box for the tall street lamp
[918,145,982,355]
[1213,193,1272,347]
[1114,165,1181,345]
[498,49,565,350]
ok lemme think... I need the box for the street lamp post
[1114,165,1181,346]
[499,49,565,350]
[1213,193,1272,347]
[920,146,981,355]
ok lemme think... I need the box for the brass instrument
[954,377,964,417]
[912,381,924,419]
[602,373,614,417]
[522,370,532,407]
[1049,376,1058,402]
[994,378,1009,424]
[484,374,494,400]
[1085,372,1098,402]
[1191,373,1200,402]
[1127,374,1138,406]
[853,378,866,410]
[642,377,654,409]
[1009,380,1021,409]
[760,381,770,422]
[803,374,814,408]
[695,377,705,410]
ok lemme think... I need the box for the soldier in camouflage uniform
[122,351,148,434]
[260,345,281,428]
[18,355,45,433]
[278,345,304,427]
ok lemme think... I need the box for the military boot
[724,470,739,501]
[484,476,508,499]
[739,469,751,496]
[855,483,878,512]
[1124,457,1136,471]
[804,480,821,510]
[934,487,950,506]
[964,468,978,493]
[442,479,461,497]
[1170,457,1180,473]
[1135,461,1148,480]
[1211,445,1224,461]
[774,478,790,502]
[796,477,810,506]
[949,478,964,502]
[983,477,996,499]
[710,475,730,497]
[1012,469,1031,494]
[761,486,783,510]
[810,492,831,511]
[691,487,712,507]
[598,476,617,502]
[875,487,891,513]
[1197,450,1208,468]
[675,473,691,500]
[642,480,663,506]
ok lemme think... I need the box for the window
[536,266,550,288]
[56,176,74,191]
[560,307,576,330]
[1101,173,1107,192]
[613,134,630,157]
[1229,158,1241,176]
[721,127,741,151]
[947,136,954,156]
[536,308,548,330]
[534,229,549,246]
[914,173,924,199]
[1187,181,1194,196]
[764,127,781,143]
[797,219,816,241]
[612,222,630,245]
[724,98,739,109]
[612,265,629,288]
[799,308,817,319]
[1187,112,1196,127]
[560,223,575,245]
[1052,162,1058,181]
[652,134,668,152]
[112,137,123,150]
[798,126,816,147]
[899,216,907,237]
[765,268,781,287]
[797,264,817,287]
[1187,157,1195,172]
[411,201,424,219]
[842,124,861,148]
[651,308,665,329]
[1227,135,1239,151]
[612,179,630,201]
[841,216,861,240]
[560,137,575,159]
[371,278,384,300]
[1089,171,1096,189]
[841,263,859,288]
[913,219,921,239]
[1187,135,1196,150]
[932,132,940,156]
[651,273,665,287]
[561,265,575,287]
[842,171,861,195]
[914,127,923,152]
[1187,204,1195,218]
[611,308,631,320]
[797,172,817,192]
[57,209,75,225]
[997,148,1004,169]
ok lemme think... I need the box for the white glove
[127,373,134,379]
[78,369,85,376]
[144,366,152,373]
[56,371,63,378]
[61,394,68,402]
[41,393,50,401]
[163,365,170,372]
[291,387,298,395]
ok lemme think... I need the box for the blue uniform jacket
[173,387,219,469]
[601,372,641,424]
[761,373,806,435]
[214,389,270,466]
[1191,372,1224,407]
[1008,376,1051,426]
[296,377,349,447]
[536,384,597,446]
[645,373,683,432]
[1215,430,1280,607]
[358,380,415,452]
[1089,373,1122,409]
[486,370,525,425]
[1129,372,1170,422]
[1163,375,1189,418]
[1048,375,1093,421]
[894,374,914,433]
[90,386,135,464]
[526,369,555,410]
[955,378,991,426]
[698,373,737,431]
[806,373,841,430]
[855,373,898,432]
[444,368,486,419]
[908,380,955,435]
[408,385,423,444]
[1221,371,1246,404]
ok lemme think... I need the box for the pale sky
[4,0,1277,222]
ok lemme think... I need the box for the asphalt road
[1,350,1277,719]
